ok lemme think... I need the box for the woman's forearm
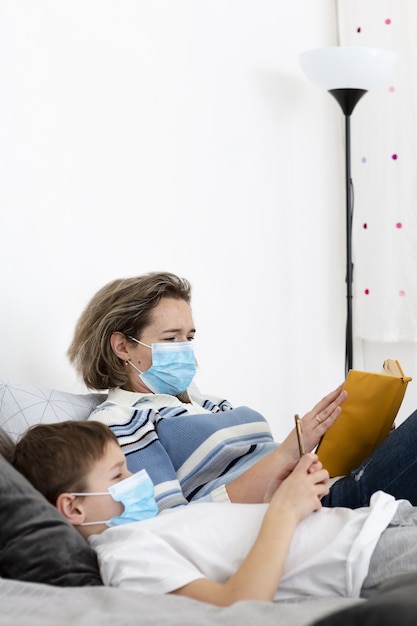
[224,446,291,503]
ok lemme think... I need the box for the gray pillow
[0,449,103,586]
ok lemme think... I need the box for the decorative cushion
[0,449,103,586]
[0,380,105,441]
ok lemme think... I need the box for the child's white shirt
[89,490,399,600]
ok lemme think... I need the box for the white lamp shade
[299,46,397,91]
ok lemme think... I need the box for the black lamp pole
[328,88,367,376]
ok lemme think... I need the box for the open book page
[382,359,406,377]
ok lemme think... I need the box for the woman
[68,272,417,510]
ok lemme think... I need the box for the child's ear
[56,493,86,526]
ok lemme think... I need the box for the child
[12,420,417,607]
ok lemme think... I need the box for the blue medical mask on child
[73,468,158,527]
[128,337,196,395]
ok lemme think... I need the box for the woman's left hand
[225,384,347,504]
[280,383,347,462]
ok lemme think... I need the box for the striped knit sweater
[88,387,278,510]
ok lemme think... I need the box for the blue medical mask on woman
[73,468,158,527]
[128,337,197,395]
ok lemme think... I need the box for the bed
[1,378,416,626]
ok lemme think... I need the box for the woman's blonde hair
[67,272,192,390]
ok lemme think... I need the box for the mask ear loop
[128,336,151,349]
[127,360,144,375]
[71,492,111,497]
[127,336,149,372]
[70,492,114,527]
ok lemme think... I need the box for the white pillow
[0,380,105,441]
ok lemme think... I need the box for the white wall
[0,1,381,441]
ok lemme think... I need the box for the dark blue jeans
[322,409,417,508]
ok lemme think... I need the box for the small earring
[124,361,129,366]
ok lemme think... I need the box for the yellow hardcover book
[316,359,412,477]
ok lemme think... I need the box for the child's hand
[267,453,329,523]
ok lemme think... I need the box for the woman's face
[125,297,195,393]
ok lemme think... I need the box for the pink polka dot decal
[345,12,414,340]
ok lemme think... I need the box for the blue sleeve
[156,405,275,501]
[89,403,188,510]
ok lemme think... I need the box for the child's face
[81,441,132,527]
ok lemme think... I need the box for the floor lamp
[299,46,397,376]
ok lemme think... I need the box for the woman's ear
[110,331,130,360]
[56,493,86,526]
